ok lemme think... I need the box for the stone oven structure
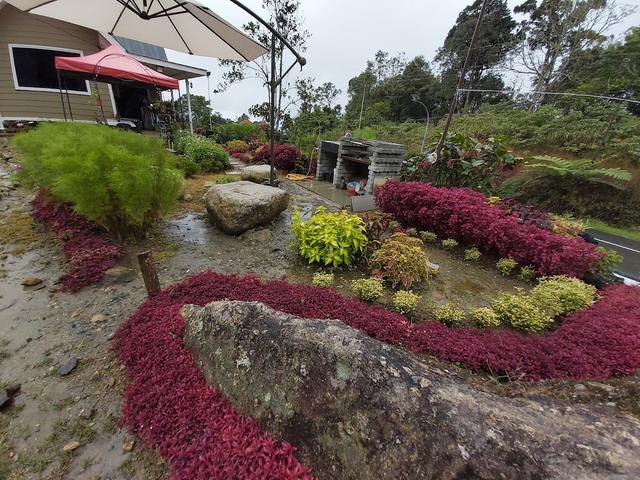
[315,138,405,195]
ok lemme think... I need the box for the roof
[101,33,208,80]
[114,36,168,62]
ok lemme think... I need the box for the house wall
[0,4,115,122]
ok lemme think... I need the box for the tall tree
[218,0,309,131]
[555,27,640,113]
[512,0,630,108]
[174,94,212,129]
[344,51,407,126]
[436,0,516,110]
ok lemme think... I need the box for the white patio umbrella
[5,0,267,61]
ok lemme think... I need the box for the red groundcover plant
[32,192,122,291]
[114,271,639,478]
[375,180,604,278]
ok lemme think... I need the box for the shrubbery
[518,266,536,282]
[312,272,334,288]
[15,123,182,239]
[370,233,432,289]
[434,303,465,326]
[470,307,500,328]
[351,278,384,302]
[441,238,458,250]
[173,156,201,177]
[252,143,302,171]
[496,257,517,276]
[291,207,367,269]
[392,290,420,315]
[492,291,552,333]
[375,180,604,278]
[464,247,481,261]
[184,135,228,172]
[530,276,597,317]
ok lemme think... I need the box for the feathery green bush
[14,123,181,239]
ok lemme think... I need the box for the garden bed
[114,271,640,477]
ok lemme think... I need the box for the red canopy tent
[54,44,179,123]
[55,44,178,89]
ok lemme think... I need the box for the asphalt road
[587,229,640,282]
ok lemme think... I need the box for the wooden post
[137,250,161,297]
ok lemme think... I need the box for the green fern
[525,155,631,188]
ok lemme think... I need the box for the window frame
[8,43,92,96]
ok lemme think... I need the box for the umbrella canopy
[6,0,267,60]
[55,44,179,89]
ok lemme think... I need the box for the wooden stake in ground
[137,250,161,297]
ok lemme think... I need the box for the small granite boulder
[205,181,288,235]
[240,164,272,184]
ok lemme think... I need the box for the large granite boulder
[205,181,288,235]
[183,300,640,480]
[240,164,272,184]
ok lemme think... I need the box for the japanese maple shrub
[375,180,604,278]
[291,207,367,269]
[15,123,182,240]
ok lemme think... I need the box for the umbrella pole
[269,33,276,186]
[185,79,194,134]
[56,70,68,122]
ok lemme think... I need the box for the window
[9,44,90,94]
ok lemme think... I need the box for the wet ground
[1,150,639,479]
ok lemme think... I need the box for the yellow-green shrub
[492,291,552,333]
[434,303,465,326]
[441,238,458,250]
[470,307,500,328]
[530,275,597,317]
[291,207,367,269]
[351,278,384,302]
[464,247,481,261]
[420,231,438,242]
[393,290,420,315]
[518,265,536,282]
[312,272,334,288]
[370,233,431,289]
[496,257,518,276]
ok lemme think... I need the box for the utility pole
[206,71,213,131]
[435,0,489,159]
[357,78,367,131]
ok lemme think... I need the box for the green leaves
[525,155,632,188]
[291,207,367,269]
[14,123,182,240]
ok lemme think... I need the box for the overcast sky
[165,0,640,120]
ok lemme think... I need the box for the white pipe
[185,79,194,134]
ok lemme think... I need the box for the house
[0,1,207,129]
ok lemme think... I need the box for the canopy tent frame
[54,44,180,126]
